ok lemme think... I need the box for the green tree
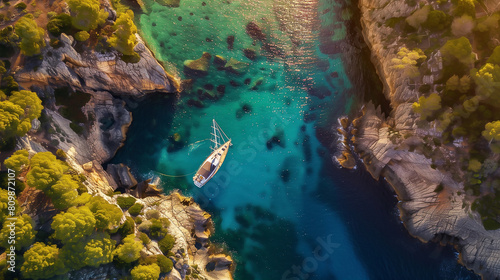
[487,46,500,65]
[61,232,116,269]
[422,10,450,31]
[440,37,475,66]
[67,0,108,31]
[483,121,500,142]
[26,152,67,191]
[128,202,144,216]
[475,14,499,33]
[51,206,96,243]
[117,195,136,209]
[391,47,426,78]
[115,234,143,263]
[131,264,161,280]
[0,90,43,138]
[86,196,123,230]
[406,5,431,29]
[0,189,17,224]
[0,214,36,250]
[14,15,46,56]
[156,254,173,273]
[412,93,441,120]
[451,15,475,36]
[453,0,475,17]
[9,90,43,130]
[158,234,175,255]
[118,216,135,236]
[108,10,138,56]
[3,149,29,172]
[0,100,25,137]
[48,174,79,209]
[445,75,470,93]
[74,31,90,41]
[46,13,72,36]
[21,243,67,279]
[472,63,500,105]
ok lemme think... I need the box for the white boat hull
[193,140,231,188]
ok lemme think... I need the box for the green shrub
[149,218,170,239]
[46,13,72,36]
[56,149,67,160]
[128,202,144,216]
[156,255,173,273]
[137,220,151,232]
[138,232,150,245]
[483,218,500,230]
[158,234,175,255]
[69,122,83,134]
[118,216,135,236]
[74,30,90,42]
[15,15,46,56]
[117,196,136,209]
[145,209,160,220]
[131,264,160,280]
[14,2,26,9]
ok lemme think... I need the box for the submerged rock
[184,52,212,76]
[246,21,267,41]
[224,58,249,75]
[243,48,258,60]
[214,55,227,66]
[226,35,235,50]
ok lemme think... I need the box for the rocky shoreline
[7,2,233,277]
[354,0,500,279]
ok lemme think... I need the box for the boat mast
[211,119,219,150]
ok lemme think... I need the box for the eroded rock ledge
[356,0,500,278]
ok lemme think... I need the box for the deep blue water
[110,0,481,279]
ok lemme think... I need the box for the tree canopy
[61,232,116,269]
[391,47,426,78]
[0,214,36,250]
[131,264,161,280]
[0,90,43,138]
[26,152,67,191]
[412,93,441,120]
[114,234,143,263]
[51,206,96,243]
[0,189,16,224]
[21,243,67,279]
[440,37,475,66]
[48,174,80,210]
[472,63,500,106]
[67,0,108,31]
[108,10,138,56]
[406,5,430,29]
[85,196,123,230]
[3,150,29,172]
[14,15,46,56]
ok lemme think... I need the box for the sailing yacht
[193,120,232,188]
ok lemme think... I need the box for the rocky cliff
[356,0,500,278]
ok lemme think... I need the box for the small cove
[111,0,481,278]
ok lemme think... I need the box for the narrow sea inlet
[111,0,480,279]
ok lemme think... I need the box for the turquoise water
[111,0,480,279]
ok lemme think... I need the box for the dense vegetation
[1,150,178,279]
[0,0,182,278]
[387,0,500,229]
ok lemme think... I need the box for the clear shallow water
[111,0,480,279]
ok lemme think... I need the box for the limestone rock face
[356,0,500,278]
[15,34,175,98]
[42,90,131,165]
